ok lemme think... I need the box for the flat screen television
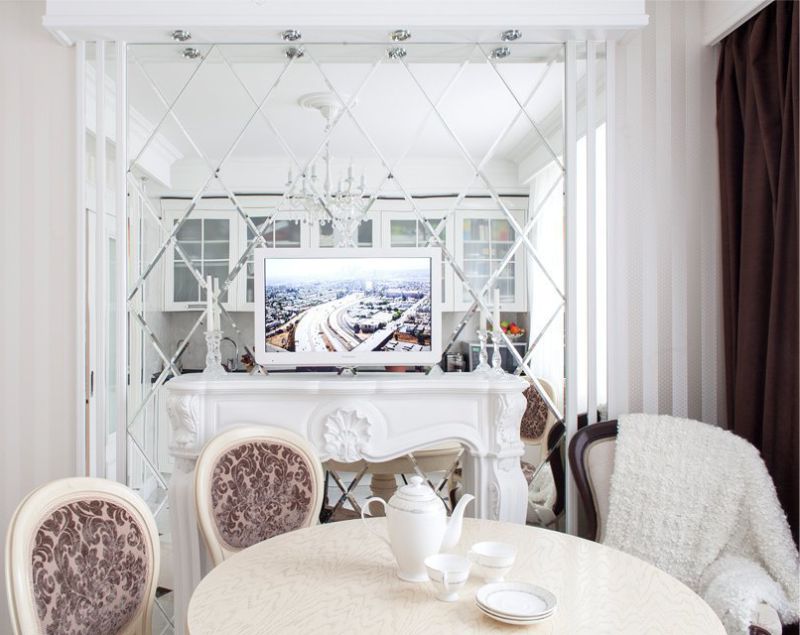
[254,247,442,367]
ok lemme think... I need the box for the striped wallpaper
[0,2,77,630]
[607,0,726,426]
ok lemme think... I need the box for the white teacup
[468,541,517,582]
[424,554,472,602]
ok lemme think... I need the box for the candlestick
[475,328,490,373]
[202,329,226,377]
[491,329,504,374]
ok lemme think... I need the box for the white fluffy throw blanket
[603,413,799,633]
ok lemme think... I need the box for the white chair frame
[194,425,325,566]
[5,477,160,635]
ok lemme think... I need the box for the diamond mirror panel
[125,43,571,627]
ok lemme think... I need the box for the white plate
[476,602,555,625]
[476,602,555,620]
[475,582,557,619]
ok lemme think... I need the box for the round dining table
[187,518,724,634]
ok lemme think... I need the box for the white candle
[213,278,222,331]
[493,288,501,333]
[480,303,488,332]
[206,275,214,332]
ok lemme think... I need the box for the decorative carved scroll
[167,393,200,450]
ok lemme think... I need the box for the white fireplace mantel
[166,371,529,632]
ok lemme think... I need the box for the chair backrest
[568,420,618,542]
[520,378,557,443]
[194,425,325,566]
[5,477,159,635]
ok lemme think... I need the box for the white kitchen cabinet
[162,201,238,312]
[381,211,454,310]
[454,208,527,311]
[238,211,307,310]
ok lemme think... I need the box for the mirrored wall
[78,39,608,630]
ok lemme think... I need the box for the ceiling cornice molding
[43,1,648,45]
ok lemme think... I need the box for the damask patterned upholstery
[520,384,550,440]
[31,500,149,635]
[210,441,317,550]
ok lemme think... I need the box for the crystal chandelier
[285,92,371,247]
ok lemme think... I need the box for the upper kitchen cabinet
[161,200,238,312]
[454,205,527,312]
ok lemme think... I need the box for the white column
[93,41,107,478]
[586,41,598,426]
[564,41,579,535]
[75,40,87,475]
[115,41,128,483]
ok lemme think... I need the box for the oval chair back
[194,425,325,566]
[5,477,160,635]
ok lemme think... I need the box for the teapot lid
[390,475,444,513]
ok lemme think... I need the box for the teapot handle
[361,497,391,548]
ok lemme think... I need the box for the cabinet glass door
[387,217,448,303]
[318,219,374,248]
[460,216,518,305]
[245,215,301,304]
[172,217,231,304]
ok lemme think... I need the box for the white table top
[187,518,724,634]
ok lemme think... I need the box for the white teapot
[361,476,474,582]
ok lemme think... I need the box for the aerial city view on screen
[263,257,433,354]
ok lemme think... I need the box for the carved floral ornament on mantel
[322,408,373,463]
[167,393,200,450]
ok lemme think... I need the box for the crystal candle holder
[490,330,505,375]
[202,329,227,377]
[474,328,491,373]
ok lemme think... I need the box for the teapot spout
[440,494,474,551]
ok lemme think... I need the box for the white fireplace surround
[166,371,529,633]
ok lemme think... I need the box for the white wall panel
[0,2,77,631]
[607,0,723,425]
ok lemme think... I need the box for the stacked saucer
[475,582,557,625]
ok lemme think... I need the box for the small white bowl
[424,554,472,602]
[468,541,517,582]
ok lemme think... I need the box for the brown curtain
[717,0,799,547]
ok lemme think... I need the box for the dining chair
[525,421,565,527]
[568,420,782,635]
[519,377,558,473]
[194,425,325,566]
[5,477,160,635]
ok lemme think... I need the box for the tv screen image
[254,248,442,366]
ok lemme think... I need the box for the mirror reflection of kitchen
[125,42,576,500]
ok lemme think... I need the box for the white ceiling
[127,43,566,177]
